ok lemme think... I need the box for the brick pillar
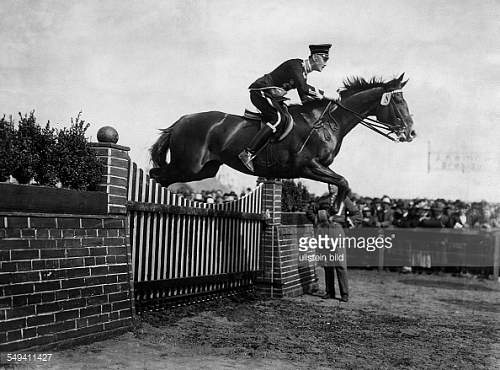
[259,177,282,225]
[256,177,318,298]
[90,127,135,316]
[256,178,284,297]
[90,127,131,215]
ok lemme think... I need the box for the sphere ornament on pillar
[97,126,119,144]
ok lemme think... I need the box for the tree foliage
[11,112,59,185]
[281,180,313,212]
[0,115,17,182]
[0,111,103,190]
[55,113,103,190]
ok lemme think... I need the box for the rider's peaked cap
[309,44,332,55]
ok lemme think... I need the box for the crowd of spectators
[173,184,499,230]
[350,195,500,230]
[175,188,252,205]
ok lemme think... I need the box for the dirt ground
[9,269,500,370]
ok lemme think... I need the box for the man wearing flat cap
[239,44,333,172]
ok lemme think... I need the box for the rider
[238,44,332,172]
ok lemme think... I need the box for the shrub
[9,112,59,185]
[12,112,40,184]
[34,122,58,186]
[281,180,313,212]
[0,111,104,191]
[54,112,103,190]
[0,115,17,182]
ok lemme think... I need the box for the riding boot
[238,125,275,172]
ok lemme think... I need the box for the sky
[1,0,499,201]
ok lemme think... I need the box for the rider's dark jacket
[249,59,323,103]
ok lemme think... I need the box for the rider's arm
[288,61,323,103]
[306,85,325,100]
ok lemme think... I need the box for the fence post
[255,177,283,297]
[493,230,500,282]
[376,229,385,271]
[259,177,282,225]
[255,178,317,297]
[90,126,136,316]
[378,245,385,272]
[90,127,131,214]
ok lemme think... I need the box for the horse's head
[376,73,416,142]
[336,74,416,142]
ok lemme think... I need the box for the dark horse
[150,73,415,207]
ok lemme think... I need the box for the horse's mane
[288,76,389,113]
[339,76,387,99]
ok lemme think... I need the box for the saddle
[243,108,294,142]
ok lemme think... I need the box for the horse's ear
[397,72,405,82]
[401,79,409,88]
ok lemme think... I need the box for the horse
[150,73,415,208]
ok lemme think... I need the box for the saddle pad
[276,115,294,142]
[242,109,294,142]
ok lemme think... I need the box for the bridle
[295,89,407,153]
[329,89,407,142]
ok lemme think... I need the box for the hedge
[0,111,103,191]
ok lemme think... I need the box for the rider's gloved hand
[308,87,324,100]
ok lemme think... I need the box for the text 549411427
[0,353,53,364]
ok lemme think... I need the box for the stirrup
[238,150,255,172]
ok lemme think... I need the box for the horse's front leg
[303,158,350,208]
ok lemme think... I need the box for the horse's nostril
[410,130,416,137]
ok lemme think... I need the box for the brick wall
[0,213,133,350]
[0,130,134,351]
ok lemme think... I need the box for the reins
[295,96,401,154]
[333,101,399,142]
[295,101,334,153]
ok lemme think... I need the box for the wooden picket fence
[126,162,265,311]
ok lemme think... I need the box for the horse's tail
[150,126,173,168]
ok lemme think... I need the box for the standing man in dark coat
[306,184,362,302]
[238,44,332,172]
